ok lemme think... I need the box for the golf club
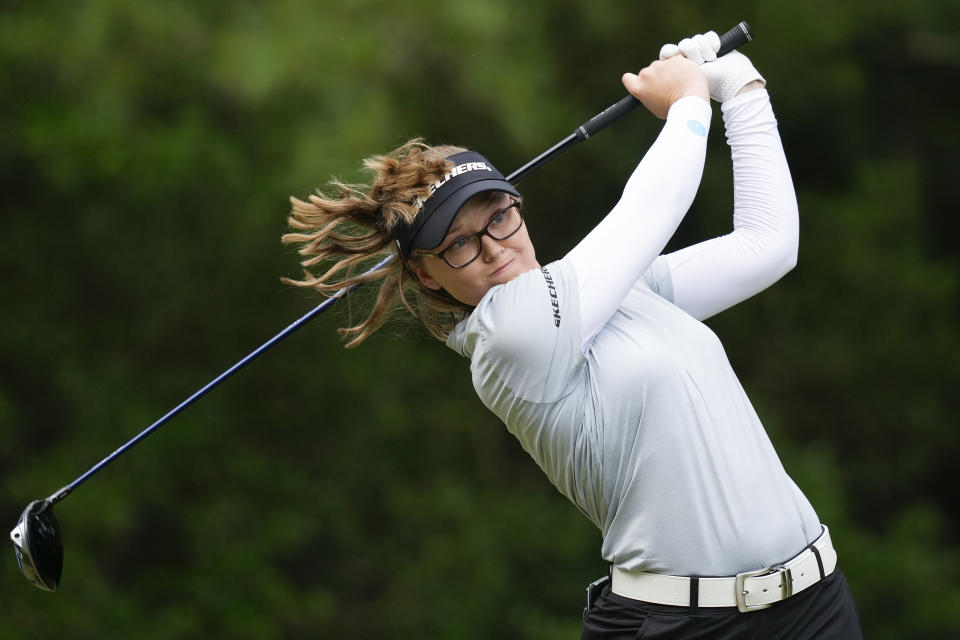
[11,21,754,592]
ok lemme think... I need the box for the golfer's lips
[489,258,514,277]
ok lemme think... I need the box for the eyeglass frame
[412,199,525,269]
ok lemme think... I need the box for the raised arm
[664,87,798,320]
[656,34,798,320]
[566,56,711,347]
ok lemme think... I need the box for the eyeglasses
[416,201,524,269]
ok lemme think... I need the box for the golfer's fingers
[622,71,642,95]
[677,37,705,65]
[622,65,669,119]
[622,58,666,93]
[659,43,681,60]
[622,65,657,99]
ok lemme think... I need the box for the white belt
[611,526,838,613]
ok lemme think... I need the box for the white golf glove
[659,32,765,103]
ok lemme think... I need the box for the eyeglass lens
[443,204,522,268]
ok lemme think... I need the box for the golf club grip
[577,21,753,140]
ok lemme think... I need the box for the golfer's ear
[408,260,442,290]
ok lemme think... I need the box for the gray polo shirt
[447,257,821,576]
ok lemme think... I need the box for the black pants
[581,570,863,640]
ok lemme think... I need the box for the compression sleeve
[662,89,799,320]
[566,96,712,348]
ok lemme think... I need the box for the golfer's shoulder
[471,259,580,363]
[458,260,583,403]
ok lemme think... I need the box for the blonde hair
[281,139,472,348]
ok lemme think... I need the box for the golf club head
[10,499,63,591]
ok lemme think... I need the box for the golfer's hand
[660,32,765,103]
[622,55,709,120]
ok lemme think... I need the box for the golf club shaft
[47,255,395,505]
[48,132,543,505]
[46,21,754,506]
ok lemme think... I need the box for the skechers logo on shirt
[540,267,561,327]
[414,162,491,209]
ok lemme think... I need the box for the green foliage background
[3,1,958,637]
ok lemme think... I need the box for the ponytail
[281,139,471,347]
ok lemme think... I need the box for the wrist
[667,94,714,124]
[685,71,710,103]
[682,82,710,104]
[736,80,765,96]
[720,86,770,115]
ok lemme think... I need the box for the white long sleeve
[664,89,799,320]
[566,96,712,347]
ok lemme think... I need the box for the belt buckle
[734,564,793,613]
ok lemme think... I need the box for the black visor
[395,151,519,257]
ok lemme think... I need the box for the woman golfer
[283,34,862,639]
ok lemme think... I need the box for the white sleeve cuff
[666,95,713,129]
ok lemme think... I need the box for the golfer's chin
[480,257,541,300]
[491,255,540,286]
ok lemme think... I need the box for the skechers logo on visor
[413,161,492,209]
[395,150,518,257]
